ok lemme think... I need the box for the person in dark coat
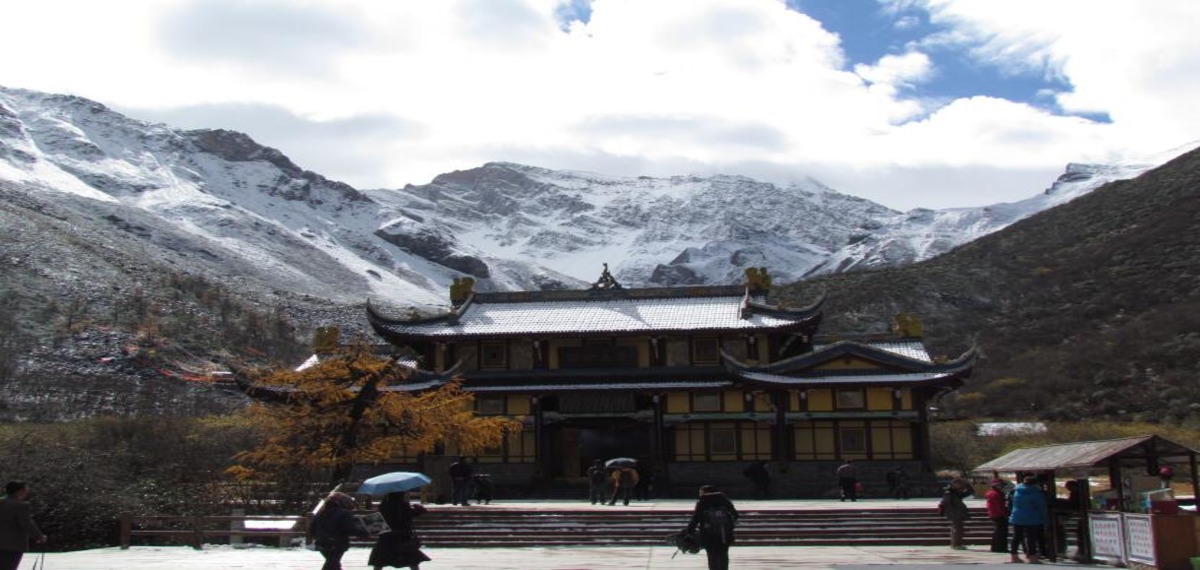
[634,462,652,501]
[836,460,858,502]
[368,492,431,570]
[891,467,910,500]
[686,485,738,570]
[0,481,46,570]
[311,491,369,570]
[448,456,473,506]
[586,460,608,504]
[743,461,770,499]
[937,478,972,550]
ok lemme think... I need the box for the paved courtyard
[19,499,1113,569]
[16,543,1107,570]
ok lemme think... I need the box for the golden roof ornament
[893,312,924,338]
[312,325,340,354]
[450,276,476,306]
[745,267,772,292]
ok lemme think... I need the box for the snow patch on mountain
[0,86,1168,313]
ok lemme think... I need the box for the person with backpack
[311,491,370,570]
[937,478,972,550]
[586,460,608,505]
[686,485,738,570]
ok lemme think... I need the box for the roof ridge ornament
[450,276,475,307]
[590,263,623,290]
[745,267,772,293]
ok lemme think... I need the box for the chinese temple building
[366,266,975,497]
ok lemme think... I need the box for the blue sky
[795,0,1076,116]
[1,0,1197,210]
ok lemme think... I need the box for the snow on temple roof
[814,340,932,363]
[373,293,816,337]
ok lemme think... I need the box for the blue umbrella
[357,471,433,496]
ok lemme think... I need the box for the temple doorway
[555,421,653,478]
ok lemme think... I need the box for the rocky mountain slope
[0,85,1178,419]
[778,147,1200,422]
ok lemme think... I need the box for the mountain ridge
[0,84,1185,420]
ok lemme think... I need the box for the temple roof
[725,339,977,388]
[369,285,822,340]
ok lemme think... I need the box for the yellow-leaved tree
[230,343,520,485]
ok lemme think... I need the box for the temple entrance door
[558,421,652,479]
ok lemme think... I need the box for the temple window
[477,395,506,415]
[692,336,720,365]
[692,393,721,412]
[839,425,867,454]
[710,428,737,456]
[480,342,507,369]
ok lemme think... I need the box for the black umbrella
[605,457,638,468]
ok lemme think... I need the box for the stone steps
[366,507,994,548]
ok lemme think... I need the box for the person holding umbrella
[311,491,369,570]
[368,492,431,570]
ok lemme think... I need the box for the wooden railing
[119,513,309,550]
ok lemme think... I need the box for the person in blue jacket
[1008,474,1049,564]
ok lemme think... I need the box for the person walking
[937,478,972,550]
[686,485,738,570]
[743,461,770,499]
[448,456,473,506]
[836,460,858,502]
[891,467,910,500]
[984,479,1010,553]
[311,491,369,570]
[368,491,431,570]
[0,481,46,570]
[586,460,608,505]
[634,462,652,501]
[608,466,639,506]
[1009,474,1049,564]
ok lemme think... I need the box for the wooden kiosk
[974,435,1200,569]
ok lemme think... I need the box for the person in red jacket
[985,479,1011,553]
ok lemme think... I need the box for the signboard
[1089,512,1126,564]
[1125,514,1156,565]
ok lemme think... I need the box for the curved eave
[745,291,825,321]
[736,369,969,390]
[233,362,461,398]
[732,346,976,389]
[467,380,734,393]
[726,339,973,375]
[366,297,465,329]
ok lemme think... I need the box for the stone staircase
[374,506,993,548]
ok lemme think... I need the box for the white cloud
[1,0,1198,210]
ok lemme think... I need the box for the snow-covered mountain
[0,86,1162,312]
